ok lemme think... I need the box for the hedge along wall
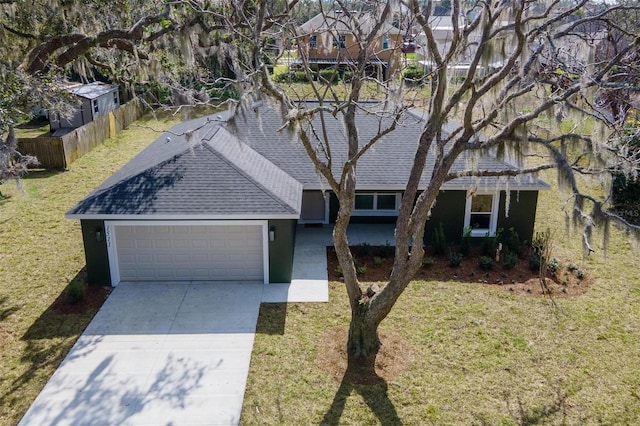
[18,98,146,169]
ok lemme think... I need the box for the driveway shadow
[321,372,402,425]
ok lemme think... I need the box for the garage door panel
[114,224,264,282]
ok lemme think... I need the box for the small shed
[49,82,120,131]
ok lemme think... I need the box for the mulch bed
[52,284,112,314]
[327,246,593,298]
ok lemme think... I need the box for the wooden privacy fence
[17,98,146,169]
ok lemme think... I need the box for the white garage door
[113,224,264,282]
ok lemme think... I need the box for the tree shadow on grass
[488,384,573,426]
[0,296,20,322]
[321,372,402,426]
[21,169,65,179]
[254,303,287,335]
[0,269,101,417]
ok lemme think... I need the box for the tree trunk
[346,302,380,380]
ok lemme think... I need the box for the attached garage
[106,221,268,285]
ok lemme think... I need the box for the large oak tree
[6,0,640,378]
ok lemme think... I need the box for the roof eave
[65,213,301,221]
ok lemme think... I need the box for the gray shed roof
[63,82,118,100]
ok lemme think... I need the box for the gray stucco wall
[268,219,297,283]
[80,219,111,285]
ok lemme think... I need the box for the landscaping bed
[327,245,593,298]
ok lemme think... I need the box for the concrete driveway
[19,282,263,426]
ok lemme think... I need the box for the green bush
[529,253,541,271]
[449,251,463,267]
[358,242,371,257]
[422,256,435,269]
[548,257,561,274]
[575,269,585,280]
[503,251,518,270]
[460,227,472,256]
[380,240,394,258]
[403,65,428,86]
[504,227,525,258]
[373,256,383,267]
[291,71,310,83]
[356,264,367,275]
[433,223,447,256]
[480,229,502,257]
[319,68,339,83]
[567,263,578,272]
[478,256,494,270]
[64,280,85,305]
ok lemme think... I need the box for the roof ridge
[202,129,301,214]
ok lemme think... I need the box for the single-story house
[66,102,548,287]
[50,82,120,132]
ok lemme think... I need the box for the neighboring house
[294,10,403,80]
[415,14,506,76]
[66,102,548,287]
[49,82,120,133]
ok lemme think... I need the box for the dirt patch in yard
[317,326,414,383]
[327,246,593,298]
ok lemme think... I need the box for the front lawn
[242,172,640,424]
[0,112,184,426]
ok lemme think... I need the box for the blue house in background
[49,82,120,133]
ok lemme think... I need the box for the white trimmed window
[333,34,346,49]
[353,192,401,215]
[382,35,389,49]
[464,192,500,237]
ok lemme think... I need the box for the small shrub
[460,227,472,256]
[567,263,578,272]
[335,265,343,277]
[478,256,494,270]
[575,269,585,280]
[503,251,518,270]
[422,256,435,269]
[403,65,428,86]
[480,228,502,257]
[291,71,310,83]
[503,227,521,256]
[380,240,394,258]
[319,68,339,83]
[433,223,447,256]
[529,253,541,271]
[548,257,561,274]
[356,265,367,275]
[64,280,85,305]
[358,242,371,257]
[449,251,463,267]
[373,256,383,267]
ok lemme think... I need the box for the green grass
[14,122,50,138]
[242,170,640,424]
[0,113,183,426]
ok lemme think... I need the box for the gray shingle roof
[67,114,302,218]
[67,101,547,219]
[229,101,549,191]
